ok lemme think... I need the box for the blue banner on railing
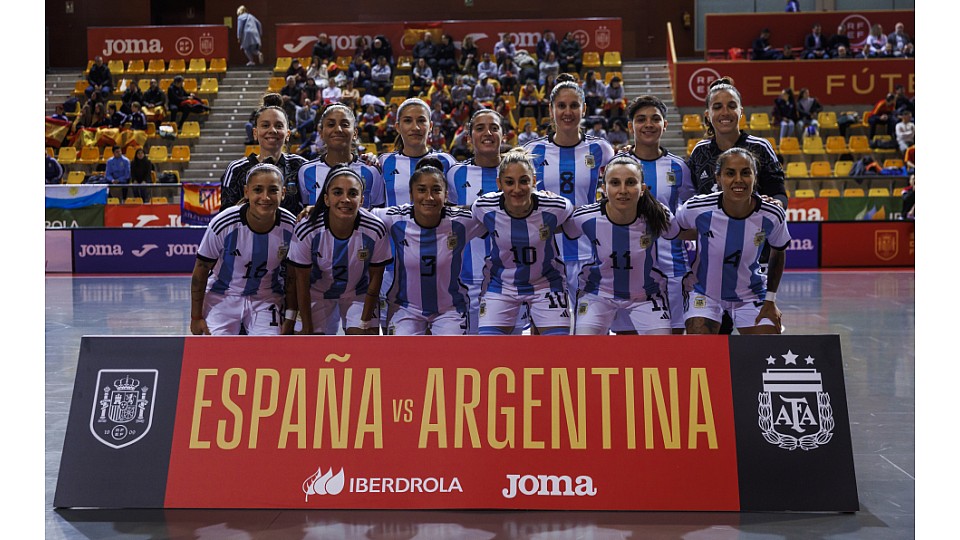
[72,228,206,273]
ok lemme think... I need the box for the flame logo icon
[303,467,345,501]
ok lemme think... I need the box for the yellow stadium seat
[123,197,144,205]
[686,138,700,156]
[393,75,411,92]
[779,137,802,157]
[267,77,285,93]
[145,58,166,76]
[602,51,622,68]
[809,161,832,177]
[848,135,871,154]
[517,117,537,133]
[793,189,816,198]
[802,136,825,156]
[582,52,601,69]
[819,188,841,198]
[99,146,115,164]
[380,142,396,154]
[46,146,55,158]
[147,145,168,163]
[57,146,77,166]
[66,171,86,184]
[834,160,854,177]
[336,56,352,70]
[186,58,207,75]
[150,196,169,204]
[107,59,125,76]
[785,161,808,178]
[603,71,622,85]
[681,114,704,134]
[208,57,227,75]
[161,170,181,183]
[764,137,779,154]
[825,135,848,155]
[167,58,186,74]
[182,77,198,94]
[893,187,906,197]
[137,78,151,92]
[883,158,904,169]
[843,187,865,197]
[245,145,260,157]
[106,197,121,205]
[738,114,747,131]
[179,121,200,141]
[72,79,87,96]
[749,113,773,132]
[817,111,838,131]
[868,187,891,197]
[397,56,413,71]
[159,78,174,92]
[126,59,145,77]
[274,57,292,74]
[77,146,101,166]
[170,145,191,164]
[198,77,219,96]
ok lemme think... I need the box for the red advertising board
[276,19,621,59]
[786,198,829,222]
[87,25,230,62]
[821,221,914,267]
[104,204,182,228]
[705,11,913,53]
[673,58,914,108]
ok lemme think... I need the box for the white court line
[880,454,915,480]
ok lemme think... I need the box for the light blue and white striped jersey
[448,159,501,284]
[617,148,696,278]
[287,208,392,299]
[378,150,458,207]
[675,193,790,302]
[562,201,680,300]
[471,191,573,295]
[297,155,386,209]
[523,134,614,262]
[197,204,297,298]
[373,204,482,315]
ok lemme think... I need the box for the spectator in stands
[167,75,210,129]
[605,119,628,151]
[514,49,538,85]
[301,76,321,107]
[106,102,127,128]
[539,50,560,86]
[494,34,517,66]
[785,0,799,12]
[449,128,471,161]
[497,56,520,94]
[305,59,328,87]
[904,145,915,171]
[312,33,335,66]
[280,75,301,119]
[752,28,779,60]
[536,30,559,65]
[427,74,452,112]
[887,22,912,55]
[46,152,64,184]
[119,81,143,115]
[105,145,131,199]
[294,96,317,140]
[459,35,479,76]
[142,79,167,123]
[429,97,445,127]
[587,119,606,139]
[476,52,499,82]
[832,44,854,59]
[803,24,830,59]
[901,173,915,219]
[130,147,155,200]
[603,76,627,123]
[371,35,393,67]
[360,92,386,118]
[354,36,373,66]
[50,103,69,122]
[517,121,538,146]
[322,77,343,106]
[379,101,399,144]
[894,84,914,117]
[89,102,108,128]
[878,42,901,59]
[826,24,851,57]
[772,88,798,143]
[427,123,447,151]
[286,58,308,87]
[868,92,898,140]
[371,56,393,97]
[85,56,113,103]
[360,103,382,144]
[796,87,822,138]
[582,70,605,116]
[518,79,544,122]
[473,75,497,108]
[341,79,361,112]
[412,32,439,75]
[411,57,434,97]
[436,34,458,78]
[865,24,887,57]
[236,6,263,66]
[558,32,583,74]
[895,110,915,154]
[780,44,797,60]
[350,57,373,94]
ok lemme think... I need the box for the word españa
[187,367,720,451]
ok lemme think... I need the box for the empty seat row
[90,58,227,77]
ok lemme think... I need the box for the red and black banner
[55,335,857,511]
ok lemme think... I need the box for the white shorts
[664,275,686,330]
[683,292,776,329]
[203,292,284,336]
[388,305,468,335]
[307,295,373,334]
[466,281,527,335]
[579,292,672,335]
[478,290,570,335]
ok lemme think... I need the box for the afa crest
[666,171,676,186]
[758,350,834,451]
[639,235,652,249]
[539,225,550,241]
[753,230,766,247]
[447,235,458,250]
[358,248,370,261]
[89,369,157,449]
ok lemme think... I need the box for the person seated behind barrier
[104,145,131,199]
[803,23,830,59]
[604,76,627,122]
[865,24,887,57]
[46,153,64,184]
[826,24,851,57]
[141,79,167,124]
[85,55,113,103]
[106,102,127,129]
[130,147,155,200]
[795,87,822,138]
[868,93,898,139]
[167,75,210,128]
[895,110,915,154]
[370,56,393,97]
[558,32,583,74]
[119,80,143,115]
[887,22,912,55]
[752,28,779,60]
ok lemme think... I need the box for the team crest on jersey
[90,370,156,449]
[447,235,458,250]
[578,301,588,316]
[539,225,550,241]
[666,171,676,185]
[758,350,834,451]
[479,301,486,317]
[639,234,652,249]
[277,244,289,260]
[753,231,766,247]
[585,155,596,169]
[693,295,707,308]
[358,248,369,260]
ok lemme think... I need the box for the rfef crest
[757,350,834,451]
[89,369,157,449]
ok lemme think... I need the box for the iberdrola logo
[302,467,345,501]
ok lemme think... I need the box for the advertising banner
[276,19,621,58]
[56,335,858,512]
[828,197,903,221]
[673,59,914,108]
[786,198,829,222]
[45,230,73,273]
[87,25,230,62]
[783,222,819,269]
[46,206,105,228]
[46,185,109,209]
[104,204,183,228]
[821,221,914,267]
[72,227,205,274]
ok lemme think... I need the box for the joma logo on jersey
[502,474,597,499]
[78,244,123,258]
[758,350,834,451]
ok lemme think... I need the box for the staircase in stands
[619,60,687,155]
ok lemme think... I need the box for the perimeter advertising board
[56,335,858,512]
[87,25,229,62]
[72,227,205,273]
